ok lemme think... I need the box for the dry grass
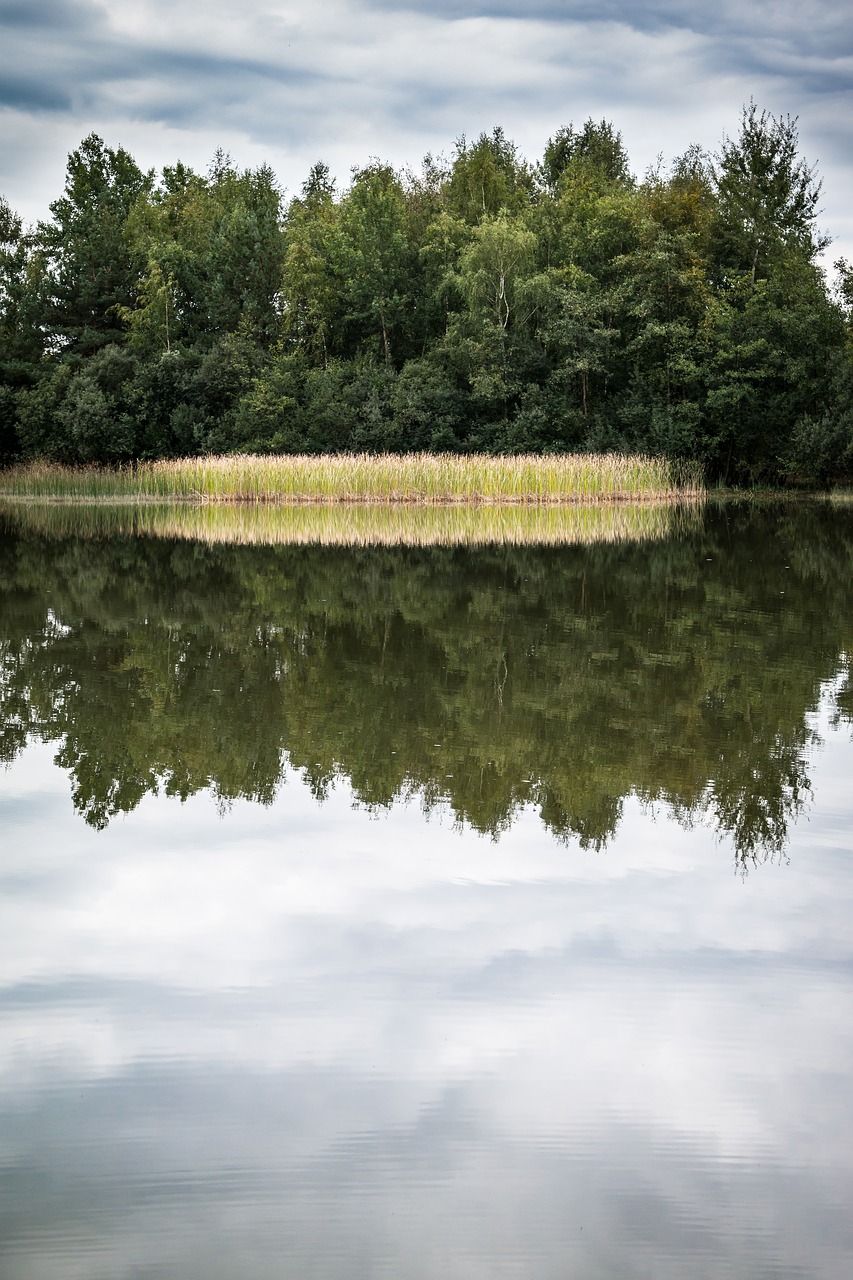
[0,498,702,547]
[0,452,703,505]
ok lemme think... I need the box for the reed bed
[0,498,701,547]
[0,452,703,505]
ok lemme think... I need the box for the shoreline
[0,492,699,507]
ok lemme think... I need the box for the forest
[1,104,851,485]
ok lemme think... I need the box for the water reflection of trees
[2,502,852,865]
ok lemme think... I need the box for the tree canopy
[1,107,851,484]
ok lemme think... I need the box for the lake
[1,498,852,1279]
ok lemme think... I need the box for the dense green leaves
[39,134,152,356]
[1,108,851,481]
[541,119,632,191]
[713,102,827,283]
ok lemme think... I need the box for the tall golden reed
[0,452,703,505]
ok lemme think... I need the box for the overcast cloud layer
[0,0,851,261]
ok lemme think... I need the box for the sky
[0,0,851,266]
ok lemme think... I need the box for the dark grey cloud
[0,0,99,32]
[0,73,71,114]
[0,0,846,136]
[367,0,853,61]
[0,4,326,122]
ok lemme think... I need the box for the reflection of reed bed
[0,452,703,504]
[0,499,702,546]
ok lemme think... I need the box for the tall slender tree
[38,134,152,355]
[713,102,826,283]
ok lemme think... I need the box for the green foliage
[235,347,307,452]
[713,102,827,282]
[784,355,853,487]
[124,154,284,354]
[334,163,414,363]
[445,127,533,224]
[39,134,152,355]
[280,163,341,364]
[541,119,632,191]
[389,359,465,450]
[1,108,851,481]
[0,198,47,460]
[703,258,844,482]
[0,198,43,368]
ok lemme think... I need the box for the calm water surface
[1,500,852,1279]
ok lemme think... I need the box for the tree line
[1,105,851,484]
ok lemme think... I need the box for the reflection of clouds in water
[3,734,853,991]
[3,1070,852,1279]
[2,725,853,1278]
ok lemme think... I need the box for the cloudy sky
[0,0,851,262]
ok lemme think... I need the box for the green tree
[545,270,621,425]
[126,154,284,354]
[334,163,414,364]
[449,212,552,428]
[280,162,342,366]
[703,258,844,482]
[445,128,532,224]
[417,209,471,343]
[38,134,152,355]
[541,119,632,191]
[0,198,44,458]
[614,213,712,457]
[713,102,826,284]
